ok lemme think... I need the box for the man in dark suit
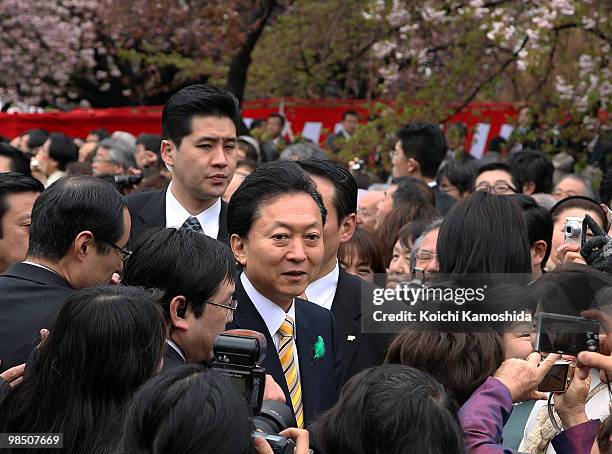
[298,160,390,384]
[227,161,341,427]
[260,113,287,163]
[390,122,456,216]
[0,176,130,373]
[325,110,359,154]
[127,84,241,244]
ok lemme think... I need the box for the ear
[73,231,94,262]
[523,181,536,195]
[169,296,190,331]
[531,240,548,269]
[161,139,177,168]
[407,157,420,175]
[230,233,248,267]
[339,213,357,243]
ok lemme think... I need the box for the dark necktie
[181,216,203,233]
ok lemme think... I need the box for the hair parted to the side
[121,227,236,320]
[0,286,166,454]
[227,160,327,238]
[115,364,253,454]
[27,175,126,261]
[162,84,241,147]
[316,364,466,454]
[397,122,448,179]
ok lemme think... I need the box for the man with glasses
[473,163,520,195]
[412,220,442,281]
[0,175,130,373]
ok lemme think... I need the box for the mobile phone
[538,360,572,393]
[535,312,600,356]
[564,216,584,246]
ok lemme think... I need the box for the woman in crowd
[386,220,432,288]
[338,226,386,286]
[0,286,166,454]
[549,196,608,269]
[316,364,466,454]
[115,364,309,454]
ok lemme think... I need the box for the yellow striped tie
[278,315,304,428]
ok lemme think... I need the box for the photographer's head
[121,228,237,362]
[438,191,532,275]
[116,365,253,454]
[26,175,129,288]
[317,364,465,454]
[228,160,326,310]
[161,84,240,205]
[549,196,607,269]
[297,159,357,279]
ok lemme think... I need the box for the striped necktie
[278,315,304,428]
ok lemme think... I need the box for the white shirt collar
[240,273,296,338]
[427,180,437,188]
[305,261,339,310]
[22,261,64,279]
[165,339,186,362]
[45,170,65,188]
[165,182,221,239]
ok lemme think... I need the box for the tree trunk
[226,0,278,103]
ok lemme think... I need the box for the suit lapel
[231,278,290,400]
[137,189,166,229]
[217,200,229,244]
[295,298,320,424]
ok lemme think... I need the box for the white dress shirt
[305,261,339,310]
[165,182,221,239]
[240,273,301,377]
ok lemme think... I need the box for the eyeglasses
[97,238,132,261]
[389,149,398,160]
[474,182,517,195]
[204,298,238,322]
[416,251,437,262]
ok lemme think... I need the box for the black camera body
[212,330,297,453]
[98,174,143,190]
[535,312,600,355]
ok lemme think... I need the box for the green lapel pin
[313,336,326,360]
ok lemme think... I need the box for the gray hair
[279,142,328,161]
[98,138,136,170]
[410,218,443,273]
[111,131,137,147]
[556,173,595,199]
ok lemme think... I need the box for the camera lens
[586,339,597,351]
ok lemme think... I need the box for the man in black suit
[325,110,359,154]
[127,84,241,244]
[298,160,390,385]
[227,161,341,427]
[390,122,455,215]
[0,176,130,373]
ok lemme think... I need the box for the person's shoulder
[127,188,164,208]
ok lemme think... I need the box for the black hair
[24,129,48,150]
[436,160,479,197]
[396,122,448,179]
[89,128,110,141]
[136,133,162,156]
[600,169,612,207]
[115,364,252,454]
[549,195,608,231]
[0,172,44,239]
[342,110,359,120]
[529,263,612,316]
[474,162,521,192]
[228,160,327,238]
[512,194,553,271]
[507,150,554,194]
[487,136,507,153]
[162,84,241,146]
[267,112,286,128]
[438,191,532,274]
[0,286,165,454]
[27,175,126,260]
[392,176,435,207]
[47,132,79,171]
[297,159,357,223]
[0,143,31,175]
[121,228,236,319]
[316,364,466,454]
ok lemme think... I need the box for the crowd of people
[0,83,611,453]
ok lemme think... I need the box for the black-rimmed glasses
[98,238,132,262]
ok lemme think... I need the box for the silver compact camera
[564,216,584,246]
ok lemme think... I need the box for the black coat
[227,275,341,426]
[126,189,229,244]
[0,263,74,373]
[331,269,391,384]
